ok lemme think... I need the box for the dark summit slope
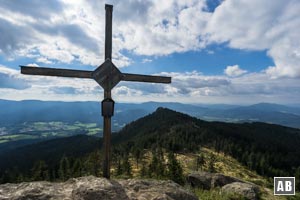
[113,107,300,176]
[112,107,200,143]
[115,107,300,151]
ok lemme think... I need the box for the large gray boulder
[222,182,260,200]
[187,171,243,189]
[211,173,243,188]
[0,176,197,200]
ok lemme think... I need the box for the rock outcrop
[0,176,197,200]
[222,182,260,200]
[187,171,260,200]
[187,171,243,189]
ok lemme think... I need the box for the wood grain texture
[105,4,113,60]
[121,73,171,83]
[20,66,93,79]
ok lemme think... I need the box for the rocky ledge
[0,176,197,200]
[187,171,260,200]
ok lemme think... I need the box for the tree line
[0,146,185,185]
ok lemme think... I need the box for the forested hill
[0,135,101,175]
[1,107,300,183]
[114,107,300,177]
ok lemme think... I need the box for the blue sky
[0,0,299,104]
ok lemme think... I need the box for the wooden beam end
[105,4,113,10]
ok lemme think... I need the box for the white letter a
[277,181,284,191]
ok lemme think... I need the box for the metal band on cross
[20,4,171,179]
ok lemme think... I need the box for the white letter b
[285,181,292,191]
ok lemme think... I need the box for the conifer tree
[167,152,184,185]
[208,154,216,173]
[115,158,122,176]
[58,156,71,181]
[88,150,102,177]
[196,153,205,170]
[295,167,300,191]
[31,160,49,181]
[1,170,11,183]
[148,151,165,178]
[258,156,266,175]
[148,152,158,178]
[140,161,147,178]
[156,148,165,178]
[72,158,83,178]
[122,155,132,177]
[133,147,142,169]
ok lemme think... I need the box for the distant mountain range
[1,99,300,129]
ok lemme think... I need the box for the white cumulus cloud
[206,0,300,78]
[224,65,247,77]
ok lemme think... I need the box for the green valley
[0,122,105,152]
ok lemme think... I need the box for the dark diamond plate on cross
[92,59,122,90]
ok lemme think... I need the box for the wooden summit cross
[20,4,171,179]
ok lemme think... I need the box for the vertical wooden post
[103,90,111,178]
[103,4,113,179]
[105,4,113,61]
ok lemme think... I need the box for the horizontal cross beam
[122,73,171,83]
[20,66,92,79]
[20,66,171,84]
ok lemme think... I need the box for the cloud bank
[0,0,299,103]
[0,0,298,78]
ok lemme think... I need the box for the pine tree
[133,147,142,169]
[196,153,205,171]
[295,167,300,191]
[247,152,255,170]
[122,155,132,177]
[140,161,147,178]
[148,151,165,178]
[50,169,57,181]
[258,156,267,175]
[148,152,159,178]
[156,148,166,178]
[1,170,11,183]
[58,156,71,181]
[89,150,102,177]
[72,158,83,178]
[167,152,184,185]
[208,154,216,173]
[82,150,102,177]
[115,157,122,176]
[31,160,49,181]
[16,173,24,183]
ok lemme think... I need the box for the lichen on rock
[0,176,198,200]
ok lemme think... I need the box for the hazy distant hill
[205,103,300,128]
[0,100,101,125]
[0,100,151,127]
[1,100,300,129]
